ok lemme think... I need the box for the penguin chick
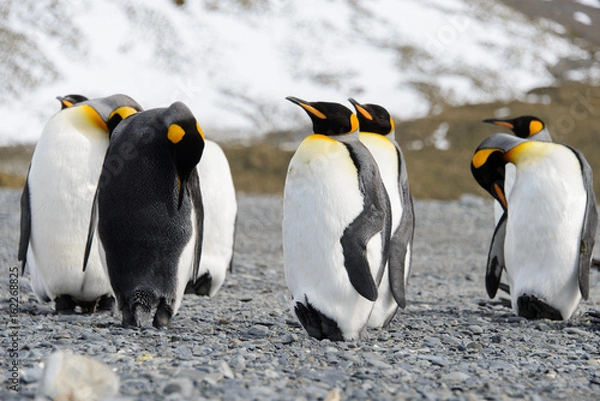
[19,94,142,314]
[84,102,205,329]
[471,133,597,320]
[348,98,414,329]
[185,138,237,298]
[282,96,391,341]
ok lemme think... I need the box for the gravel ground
[1,189,600,400]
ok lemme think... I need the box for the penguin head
[482,116,545,139]
[286,96,359,137]
[470,133,528,209]
[74,94,143,135]
[163,101,205,207]
[56,94,88,109]
[347,98,394,136]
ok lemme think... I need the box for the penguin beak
[177,174,188,209]
[56,96,74,109]
[285,96,327,119]
[482,119,514,130]
[348,98,373,121]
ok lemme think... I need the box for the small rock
[324,388,342,401]
[136,352,153,363]
[37,351,119,401]
[442,371,470,382]
[162,378,193,398]
[218,360,234,379]
[247,325,270,337]
[203,372,224,386]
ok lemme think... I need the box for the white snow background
[1,0,599,145]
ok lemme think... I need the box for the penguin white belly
[505,150,586,319]
[174,207,199,315]
[283,135,376,340]
[196,140,237,297]
[360,133,403,328]
[27,111,112,302]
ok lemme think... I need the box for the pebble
[0,191,599,401]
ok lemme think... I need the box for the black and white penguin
[471,133,597,320]
[185,138,237,298]
[348,98,414,329]
[19,94,142,313]
[282,96,391,341]
[84,101,205,328]
[482,116,552,222]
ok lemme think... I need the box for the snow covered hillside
[1,0,599,144]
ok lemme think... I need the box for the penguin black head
[470,133,526,210]
[163,101,205,207]
[348,98,394,136]
[286,96,358,137]
[74,94,143,135]
[56,94,88,109]
[482,116,545,139]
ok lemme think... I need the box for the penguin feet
[54,295,77,314]
[97,295,116,312]
[294,299,344,341]
[153,298,173,329]
[185,272,212,296]
[517,294,563,321]
[78,299,98,314]
[121,303,149,328]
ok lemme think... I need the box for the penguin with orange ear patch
[283,97,391,341]
[84,102,205,328]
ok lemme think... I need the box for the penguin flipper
[566,145,598,300]
[486,211,507,298]
[388,151,415,309]
[187,168,203,283]
[82,189,99,272]
[18,176,31,274]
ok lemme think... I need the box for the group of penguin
[18,94,237,328]
[282,99,597,341]
[17,93,598,341]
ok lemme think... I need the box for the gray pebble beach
[1,188,600,400]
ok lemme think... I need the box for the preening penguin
[18,94,142,313]
[283,96,391,341]
[482,116,552,224]
[348,98,414,329]
[185,138,237,298]
[84,102,205,328]
[471,133,597,320]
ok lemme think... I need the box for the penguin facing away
[84,101,205,328]
[283,96,391,341]
[18,94,142,313]
[185,138,238,298]
[471,133,597,320]
[348,98,415,329]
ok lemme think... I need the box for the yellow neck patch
[389,116,395,133]
[61,100,74,108]
[80,104,108,131]
[350,113,359,133]
[109,106,138,122]
[529,120,543,136]
[472,148,501,169]
[354,104,373,121]
[299,103,327,119]
[168,124,186,144]
[196,122,205,140]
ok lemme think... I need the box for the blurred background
[0,0,599,199]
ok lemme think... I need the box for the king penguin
[482,116,552,223]
[282,97,391,341]
[348,98,414,329]
[84,101,205,328]
[471,133,597,320]
[185,137,237,298]
[18,94,142,313]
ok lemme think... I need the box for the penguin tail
[516,294,563,321]
[294,298,344,341]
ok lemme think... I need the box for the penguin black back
[92,102,205,328]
